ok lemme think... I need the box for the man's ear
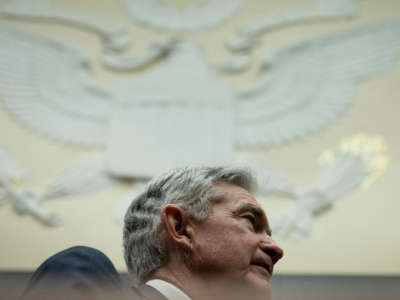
[161,204,194,251]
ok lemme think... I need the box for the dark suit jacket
[21,246,167,300]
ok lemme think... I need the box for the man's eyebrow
[233,203,272,236]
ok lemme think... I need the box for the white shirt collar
[146,279,191,300]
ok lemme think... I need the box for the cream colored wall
[0,0,399,275]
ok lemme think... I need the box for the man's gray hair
[123,166,256,285]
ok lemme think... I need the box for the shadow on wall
[1,272,399,300]
[270,274,400,300]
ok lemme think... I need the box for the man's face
[189,182,283,299]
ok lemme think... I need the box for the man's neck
[151,268,271,300]
[150,267,214,300]
[146,279,191,300]
[150,268,244,300]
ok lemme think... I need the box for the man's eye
[243,215,256,225]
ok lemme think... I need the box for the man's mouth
[250,259,272,278]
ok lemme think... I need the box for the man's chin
[213,282,271,300]
[222,273,272,300]
[198,272,272,300]
[244,272,272,299]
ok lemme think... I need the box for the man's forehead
[213,182,271,234]
[214,182,259,206]
[212,183,265,217]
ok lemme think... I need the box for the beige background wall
[0,0,399,275]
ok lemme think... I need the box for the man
[23,166,282,300]
[124,166,283,300]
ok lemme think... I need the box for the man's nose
[259,235,284,264]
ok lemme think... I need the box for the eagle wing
[0,26,114,146]
[235,18,400,147]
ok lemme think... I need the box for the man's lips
[250,258,273,278]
